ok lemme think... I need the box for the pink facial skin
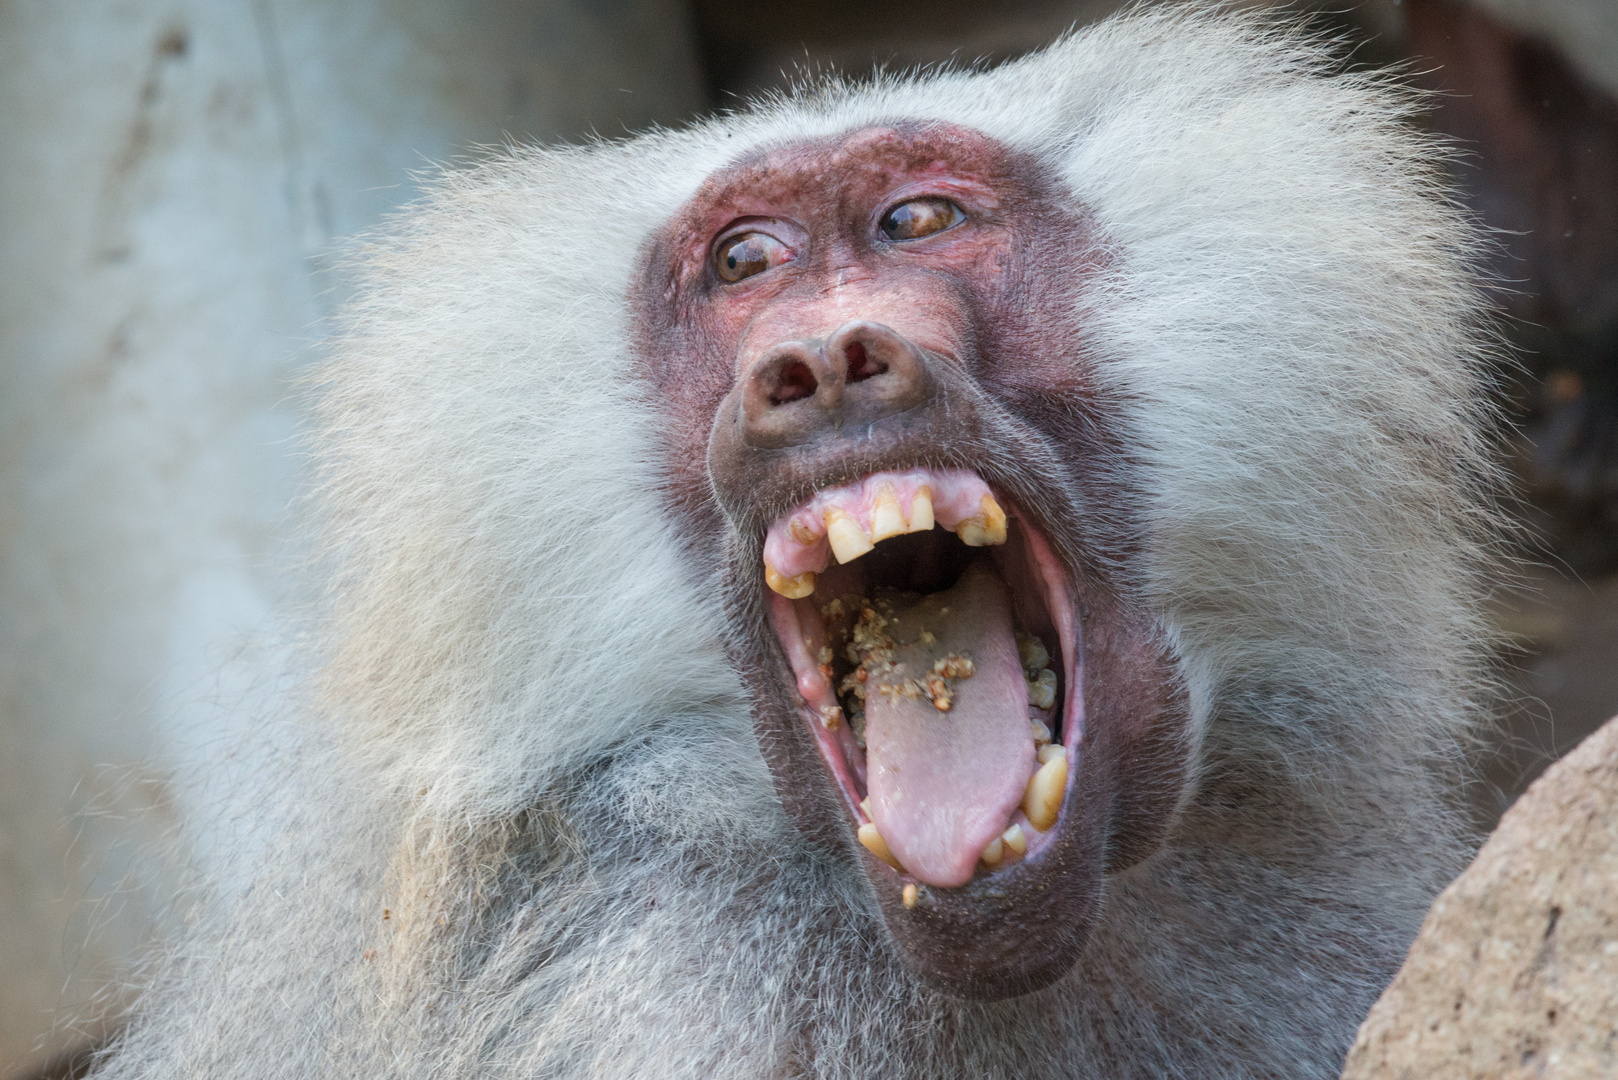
[637,119,1190,997]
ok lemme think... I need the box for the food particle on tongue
[835,599,977,715]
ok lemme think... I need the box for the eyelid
[715,226,787,249]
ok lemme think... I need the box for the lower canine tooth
[1001,824,1027,855]
[907,487,935,533]
[857,822,903,870]
[1022,755,1067,832]
[979,837,1004,867]
[870,487,905,542]
[765,566,816,598]
[955,493,1008,547]
[825,508,874,563]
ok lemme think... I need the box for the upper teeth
[869,485,907,543]
[954,493,1007,547]
[765,566,816,598]
[761,470,1007,597]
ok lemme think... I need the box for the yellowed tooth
[1001,824,1027,856]
[1037,743,1066,766]
[906,486,935,533]
[870,486,905,543]
[1027,667,1057,711]
[1016,632,1049,673]
[1030,719,1052,746]
[765,565,817,599]
[955,493,1008,546]
[902,883,919,909]
[1022,754,1067,832]
[979,836,1005,868]
[859,797,872,821]
[858,822,903,870]
[825,507,874,563]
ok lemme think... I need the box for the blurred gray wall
[0,1,704,1070]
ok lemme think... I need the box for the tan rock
[1342,714,1618,1079]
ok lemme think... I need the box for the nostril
[770,359,818,405]
[845,341,888,384]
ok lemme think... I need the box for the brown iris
[715,231,794,283]
[879,197,964,242]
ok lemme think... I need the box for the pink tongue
[865,560,1035,887]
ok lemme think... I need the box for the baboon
[91,9,1502,1078]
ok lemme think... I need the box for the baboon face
[636,122,1191,999]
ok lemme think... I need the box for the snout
[736,321,938,450]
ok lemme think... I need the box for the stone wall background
[0,2,705,1071]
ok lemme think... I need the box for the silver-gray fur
[91,9,1503,1078]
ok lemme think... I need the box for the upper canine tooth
[857,822,903,870]
[870,487,905,542]
[765,565,817,598]
[955,493,1008,547]
[824,508,874,563]
[906,487,935,533]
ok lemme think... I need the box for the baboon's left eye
[878,197,965,242]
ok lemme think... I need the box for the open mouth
[763,468,1080,893]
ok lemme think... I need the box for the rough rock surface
[1341,713,1618,1079]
